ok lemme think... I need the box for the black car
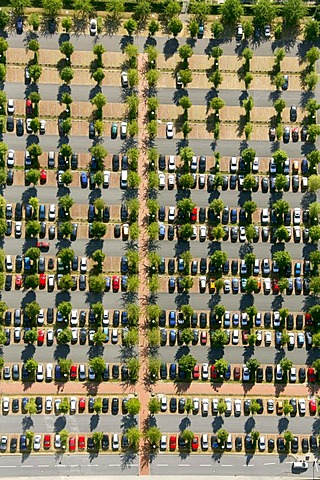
[120,204,128,221]
[111,398,119,415]
[199,312,207,328]
[160,363,167,379]
[256,398,263,414]
[268,438,275,451]
[199,155,206,173]
[122,398,128,414]
[112,364,119,379]
[35,396,43,413]
[114,224,121,238]
[296,314,303,329]
[89,122,95,138]
[289,398,297,416]
[102,434,109,450]
[245,435,253,450]
[200,258,207,274]
[299,367,306,382]
[71,153,78,169]
[87,437,95,450]
[170,397,177,413]
[103,207,110,222]
[235,436,242,451]
[266,365,273,382]
[16,119,24,136]
[112,154,120,171]
[301,437,308,453]
[310,436,318,451]
[277,437,285,452]
[10,437,17,452]
[121,435,129,449]
[256,368,263,382]
[5,275,12,290]
[178,398,185,413]
[158,154,166,170]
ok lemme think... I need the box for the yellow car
[209,279,215,292]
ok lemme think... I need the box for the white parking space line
[0,466,16,468]
[157,464,169,467]
[109,464,120,467]
[21,465,33,468]
[243,464,255,467]
[200,464,211,467]
[264,462,275,465]
[221,464,233,467]
[178,464,190,467]
[38,465,49,467]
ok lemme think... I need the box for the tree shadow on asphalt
[21,415,34,432]
[278,417,289,434]
[89,414,100,431]
[163,38,179,59]
[120,451,138,471]
[178,416,191,432]
[87,345,104,360]
[53,344,70,361]
[21,186,37,205]
[212,415,224,433]
[274,382,286,398]
[245,453,254,465]
[121,414,138,431]
[21,344,36,362]
[53,416,67,432]
[242,346,254,363]
[244,416,256,433]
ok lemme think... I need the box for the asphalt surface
[0,453,139,476]
[7,32,316,58]
[1,343,316,366]
[4,83,305,108]
[2,133,314,157]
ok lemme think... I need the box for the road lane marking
[243,465,254,467]
[21,465,33,468]
[200,464,211,467]
[54,465,66,467]
[0,466,16,468]
[221,464,233,467]
[157,464,168,467]
[178,464,190,467]
[109,464,120,467]
[264,462,275,465]
[38,465,49,467]
[70,465,79,467]
[131,464,139,467]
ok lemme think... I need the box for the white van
[226,434,232,450]
[120,170,128,189]
[5,255,12,272]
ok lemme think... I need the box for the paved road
[1,342,316,366]
[7,32,315,58]
[0,414,133,434]
[150,454,312,478]
[0,290,313,313]
[3,185,309,210]
[155,414,318,435]
[0,452,138,476]
[2,133,311,157]
[4,83,304,108]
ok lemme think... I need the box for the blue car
[169,311,176,327]
[294,262,301,276]
[159,224,165,239]
[103,327,109,342]
[230,209,237,223]
[16,17,23,34]
[121,275,127,291]
[168,277,176,292]
[224,364,231,380]
[55,365,62,380]
[121,257,128,274]
[295,278,302,294]
[80,172,88,188]
[105,276,111,291]
[121,311,128,325]
[24,257,31,271]
[169,363,177,379]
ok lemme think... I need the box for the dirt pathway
[136,52,151,476]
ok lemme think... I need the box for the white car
[71,328,78,343]
[69,397,77,413]
[264,24,271,37]
[230,156,237,173]
[26,118,32,133]
[70,309,78,326]
[265,331,272,345]
[2,397,9,414]
[232,329,239,344]
[55,398,61,413]
[48,204,56,220]
[289,367,296,382]
[88,367,95,380]
[54,434,61,448]
[168,174,175,188]
[256,330,262,343]
[293,207,301,225]
[122,223,129,239]
[224,279,231,293]
[202,398,209,416]
[158,172,165,188]
[89,18,97,35]
[112,434,119,450]
[36,364,44,381]
[160,396,167,412]
[33,435,41,451]
[193,397,199,412]
[298,399,306,414]
[37,309,44,325]
[160,435,167,451]
[168,155,176,172]
[102,309,109,326]
[15,221,22,237]
[212,398,218,414]
[103,170,110,188]
[168,206,175,222]
[261,209,269,225]
[201,433,209,450]
[259,436,266,451]
[46,363,53,381]
[47,329,54,343]
[239,226,246,242]
[199,225,207,241]
[7,99,14,114]
[202,363,209,380]
[121,71,128,87]
[120,121,127,139]
[7,149,15,167]
[225,398,232,414]
[40,119,46,134]
[45,397,53,412]
[273,311,280,327]
[242,366,250,381]
[288,333,295,347]
[166,122,174,139]
[252,156,259,173]
[199,276,206,292]
[263,278,271,293]
[80,257,87,273]
[269,158,276,174]
[5,255,13,271]
[191,225,197,239]
[111,329,118,344]
[234,399,241,416]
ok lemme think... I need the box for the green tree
[89,357,106,379]
[274,98,286,117]
[126,426,141,450]
[148,19,160,35]
[304,19,320,41]
[273,251,292,273]
[25,400,37,416]
[215,358,229,375]
[58,358,72,376]
[106,0,124,20]
[168,17,183,36]
[25,301,41,323]
[178,354,197,378]
[306,46,320,66]
[126,397,141,415]
[59,397,70,413]
[145,426,162,448]
[59,429,69,446]
[58,274,74,291]
[179,44,194,62]
[61,17,72,31]
[246,358,260,373]
[245,277,258,293]
[181,328,194,345]
[148,397,161,414]
[253,0,276,26]
[211,250,228,270]
[243,200,257,221]
[217,428,229,443]
[42,0,63,18]
[275,174,288,191]
[24,329,37,344]
[60,67,74,84]
[25,358,38,376]
[220,0,243,25]
[124,18,137,35]
[283,400,293,415]
[211,330,228,346]
[309,226,320,243]
[92,68,105,85]
[249,400,261,415]
[282,0,306,27]
[73,0,94,18]
[280,357,293,372]
[24,274,40,289]
[179,224,194,240]
[127,357,140,382]
[57,329,72,344]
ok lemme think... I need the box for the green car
[111,122,118,139]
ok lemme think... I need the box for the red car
[190,207,197,222]
[308,367,316,383]
[78,436,85,449]
[210,364,218,379]
[193,364,200,379]
[70,365,77,379]
[200,331,207,345]
[169,435,176,451]
[112,275,120,291]
[15,274,23,288]
[309,398,317,415]
[40,170,47,183]
[242,330,249,344]
[26,99,32,116]
[44,434,51,449]
[69,437,76,451]
[233,366,240,380]
[79,397,86,411]
[272,279,279,294]
[36,241,50,250]
[191,436,199,451]
[39,273,46,288]
[38,330,45,344]
[305,313,313,326]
